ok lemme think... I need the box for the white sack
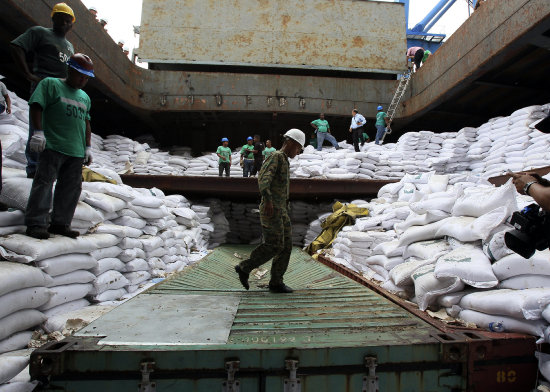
[451,180,518,217]
[492,250,550,280]
[459,309,545,339]
[37,254,97,276]
[412,264,464,311]
[39,284,93,310]
[0,263,52,297]
[0,309,46,341]
[0,287,52,319]
[434,246,498,288]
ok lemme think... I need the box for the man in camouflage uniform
[235,129,305,293]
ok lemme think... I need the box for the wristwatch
[523,181,538,195]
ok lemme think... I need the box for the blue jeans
[316,132,339,151]
[25,149,83,228]
[243,159,254,177]
[375,125,387,144]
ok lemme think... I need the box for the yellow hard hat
[51,3,75,23]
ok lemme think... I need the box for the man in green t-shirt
[374,105,391,145]
[240,136,255,177]
[308,133,317,149]
[217,137,232,177]
[11,2,75,179]
[25,53,94,240]
[263,139,276,160]
[311,113,340,151]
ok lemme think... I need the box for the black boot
[48,225,79,238]
[268,283,293,293]
[26,226,50,239]
[0,202,8,211]
[235,265,250,290]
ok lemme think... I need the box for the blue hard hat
[377,105,383,111]
[247,136,253,141]
[221,137,229,142]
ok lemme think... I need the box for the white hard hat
[118,39,125,45]
[284,128,305,149]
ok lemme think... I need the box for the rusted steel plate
[120,175,397,200]
[400,0,550,120]
[316,255,538,392]
[139,0,407,73]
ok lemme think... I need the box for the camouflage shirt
[258,150,289,207]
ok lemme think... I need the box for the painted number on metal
[496,370,517,383]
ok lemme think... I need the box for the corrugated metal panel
[148,245,434,348]
[139,0,407,73]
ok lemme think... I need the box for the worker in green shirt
[263,139,276,160]
[422,50,431,64]
[311,113,340,151]
[374,105,391,145]
[11,2,76,179]
[216,137,232,177]
[240,136,255,177]
[25,53,94,240]
[308,133,318,149]
[360,132,370,146]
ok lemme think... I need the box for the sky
[79,0,473,64]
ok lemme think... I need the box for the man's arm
[3,94,11,114]
[10,44,41,84]
[258,154,279,217]
[511,173,550,211]
[30,102,43,129]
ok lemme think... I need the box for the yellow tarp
[82,167,117,184]
[305,201,369,258]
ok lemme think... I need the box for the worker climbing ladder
[380,69,413,143]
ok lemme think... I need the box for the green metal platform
[32,246,465,392]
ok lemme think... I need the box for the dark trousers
[352,127,363,152]
[238,203,292,286]
[25,85,39,177]
[219,162,230,177]
[25,149,83,228]
[414,49,424,69]
[252,157,263,175]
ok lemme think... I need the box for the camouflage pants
[239,203,292,286]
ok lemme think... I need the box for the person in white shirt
[349,109,366,152]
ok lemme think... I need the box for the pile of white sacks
[316,170,550,344]
[1,89,548,180]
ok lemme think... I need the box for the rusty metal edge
[316,254,535,341]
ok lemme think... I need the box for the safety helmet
[89,6,97,12]
[51,3,75,23]
[377,105,383,111]
[221,137,229,142]
[117,39,125,45]
[283,128,306,149]
[67,53,95,77]
[247,136,253,141]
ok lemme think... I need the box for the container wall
[139,0,407,73]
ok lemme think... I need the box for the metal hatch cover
[74,294,240,345]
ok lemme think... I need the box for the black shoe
[48,225,79,238]
[0,202,8,211]
[235,265,250,290]
[268,283,293,293]
[26,226,50,240]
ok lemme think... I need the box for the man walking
[374,105,390,145]
[251,134,264,176]
[217,137,231,177]
[25,53,94,239]
[11,2,75,178]
[349,109,366,152]
[235,129,305,293]
[311,113,340,151]
[240,136,255,177]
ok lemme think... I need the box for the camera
[504,203,550,259]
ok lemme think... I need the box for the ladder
[380,69,412,143]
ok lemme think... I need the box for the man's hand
[29,130,46,152]
[5,106,11,114]
[263,200,274,217]
[84,147,93,165]
[509,172,538,194]
[349,128,352,133]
